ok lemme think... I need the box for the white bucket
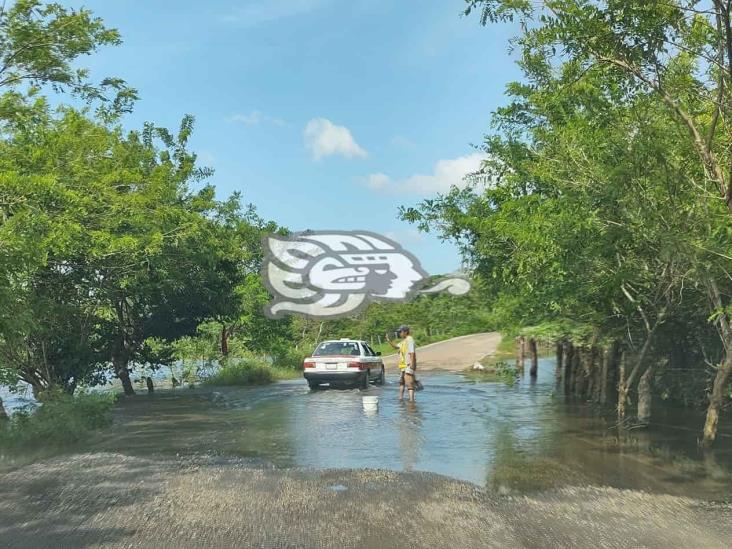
[362,395,378,411]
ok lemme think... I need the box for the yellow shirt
[398,336,416,370]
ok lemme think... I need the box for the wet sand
[1,453,730,549]
[383,332,502,371]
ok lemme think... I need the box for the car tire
[360,370,370,390]
[308,381,320,390]
[375,367,385,385]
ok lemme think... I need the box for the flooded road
[86,357,732,499]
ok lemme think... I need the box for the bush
[465,360,518,385]
[272,347,307,370]
[204,359,276,386]
[0,391,115,451]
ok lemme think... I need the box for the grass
[489,455,588,492]
[464,360,519,385]
[459,333,519,385]
[0,391,116,454]
[203,359,301,386]
[483,334,518,365]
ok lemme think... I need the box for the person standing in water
[386,325,417,401]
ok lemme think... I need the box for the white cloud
[364,173,390,190]
[222,0,329,26]
[304,118,368,160]
[361,152,487,196]
[230,110,286,127]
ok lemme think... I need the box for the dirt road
[383,332,502,371]
[1,453,730,549]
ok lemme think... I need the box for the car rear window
[313,342,361,356]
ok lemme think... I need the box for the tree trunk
[0,396,8,422]
[113,354,135,396]
[555,341,563,383]
[637,364,654,425]
[600,342,618,405]
[574,347,586,397]
[592,347,602,403]
[618,329,656,422]
[702,277,732,446]
[221,324,230,356]
[617,350,627,422]
[562,341,573,395]
[529,338,538,377]
[516,336,525,373]
[146,376,154,394]
[584,348,595,401]
[568,345,580,397]
[113,297,135,396]
[702,353,732,447]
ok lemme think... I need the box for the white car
[303,338,385,390]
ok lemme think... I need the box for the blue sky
[66,0,521,274]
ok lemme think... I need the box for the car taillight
[348,361,365,370]
[303,360,315,369]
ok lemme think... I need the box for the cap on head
[397,325,410,334]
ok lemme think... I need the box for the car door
[361,342,380,377]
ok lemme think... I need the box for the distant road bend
[382,332,501,371]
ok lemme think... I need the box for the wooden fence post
[516,336,525,373]
[562,341,572,395]
[570,347,581,397]
[529,338,538,377]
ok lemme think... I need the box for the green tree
[463,0,732,446]
[0,104,263,395]
[0,0,136,116]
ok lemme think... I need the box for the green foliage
[0,0,137,116]
[519,321,596,346]
[399,0,732,414]
[288,276,493,354]
[203,359,298,387]
[0,391,115,451]
[465,360,518,385]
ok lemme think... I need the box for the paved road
[1,453,730,549]
[383,332,502,371]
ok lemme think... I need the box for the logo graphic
[262,230,470,318]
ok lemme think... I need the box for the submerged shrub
[204,359,275,386]
[0,391,116,450]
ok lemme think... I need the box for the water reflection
[397,401,423,472]
[62,357,732,498]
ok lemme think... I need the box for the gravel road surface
[1,453,730,549]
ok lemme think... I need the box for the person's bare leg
[406,374,415,401]
[398,381,404,400]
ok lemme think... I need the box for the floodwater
[75,357,732,498]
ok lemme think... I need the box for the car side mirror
[376,351,382,356]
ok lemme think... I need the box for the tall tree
[0,0,136,115]
[463,0,732,447]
